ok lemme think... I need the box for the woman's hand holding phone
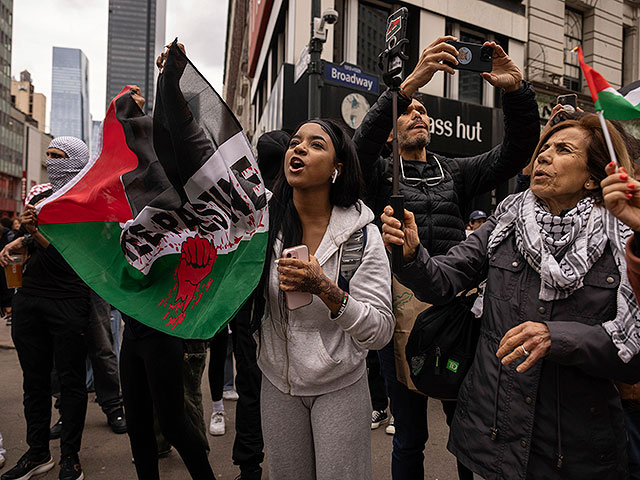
[278,245,344,313]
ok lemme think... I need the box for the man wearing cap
[1,137,90,480]
[468,210,488,232]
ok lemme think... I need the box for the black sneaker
[49,418,62,440]
[234,466,262,480]
[371,409,389,430]
[58,455,83,480]
[107,408,127,434]
[0,451,54,480]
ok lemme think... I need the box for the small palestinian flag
[36,42,268,339]
[386,17,401,42]
[576,46,640,120]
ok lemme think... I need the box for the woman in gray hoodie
[255,119,394,479]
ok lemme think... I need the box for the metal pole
[308,0,322,118]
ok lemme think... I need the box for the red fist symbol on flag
[162,235,217,329]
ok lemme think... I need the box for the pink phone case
[281,245,313,310]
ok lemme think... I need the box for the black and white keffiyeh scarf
[47,136,90,192]
[481,189,640,363]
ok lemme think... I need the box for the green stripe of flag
[596,90,640,120]
[40,222,267,339]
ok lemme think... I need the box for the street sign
[323,62,379,94]
[294,45,310,84]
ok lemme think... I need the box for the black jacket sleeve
[547,321,640,384]
[451,82,540,201]
[352,90,412,202]
[395,216,494,304]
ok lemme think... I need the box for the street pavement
[0,321,459,479]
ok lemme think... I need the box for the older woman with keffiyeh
[381,113,640,480]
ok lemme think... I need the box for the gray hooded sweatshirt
[258,200,395,396]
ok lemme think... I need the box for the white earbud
[331,169,338,184]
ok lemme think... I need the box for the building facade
[527,0,640,133]
[0,0,20,216]
[11,70,46,131]
[23,117,52,197]
[50,47,91,148]
[91,119,102,159]
[224,0,528,140]
[6,106,25,215]
[224,0,640,211]
[106,0,167,114]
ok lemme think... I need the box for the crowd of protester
[3,34,640,480]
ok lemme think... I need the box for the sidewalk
[0,317,13,349]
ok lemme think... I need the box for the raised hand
[480,42,523,93]
[401,36,459,97]
[21,205,38,234]
[174,235,217,312]
[602,161,640,230]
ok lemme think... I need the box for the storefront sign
[416,93,497,157]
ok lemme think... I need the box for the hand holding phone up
[479,41,523,93]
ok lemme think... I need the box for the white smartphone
[281,245,313,310]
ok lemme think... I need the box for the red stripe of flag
[39,86,140,225]
[576,46,611,103]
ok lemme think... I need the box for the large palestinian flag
[576,46,640,120]
[36,42,268,339]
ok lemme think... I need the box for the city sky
[12,0,228,130]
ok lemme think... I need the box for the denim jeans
[367,349,388,412]
[110,308,123,361]
[378,340,473,480]
[87,292,122,415]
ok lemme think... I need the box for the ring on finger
[520,345,529,357]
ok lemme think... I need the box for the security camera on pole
[378,7,409,273]
[308,1,339,118]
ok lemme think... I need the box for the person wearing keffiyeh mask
[0,137,92,480]
[46,136,90,193]
[381,113,640,480]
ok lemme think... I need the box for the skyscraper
[106,0,166,114]
[0,0,22,216]
[11,70,47,131]
[50,47,91,147]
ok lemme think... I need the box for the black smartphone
[444,40,493,73]
[557,94,577,109]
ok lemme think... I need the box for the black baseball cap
[469,210,488,221]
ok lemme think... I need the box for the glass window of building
[357,1,390,74]
[563,8,583,91]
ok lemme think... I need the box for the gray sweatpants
[261,373,372,480]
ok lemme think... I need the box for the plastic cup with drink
[4,254,24,289]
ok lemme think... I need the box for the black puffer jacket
[397,216,640,479]
[352,83,540,255]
